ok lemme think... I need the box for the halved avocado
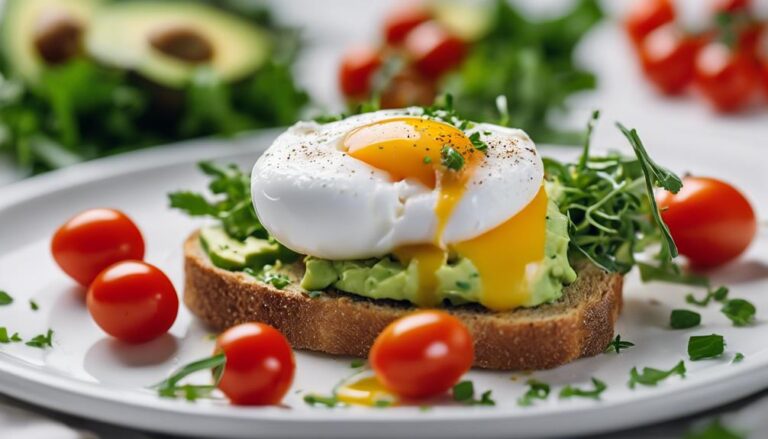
[86,1,270,88]
[1,0,102,82]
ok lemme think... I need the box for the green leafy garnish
[350,359,366,369]
[684,419,745,439]
[605,334,634,354]
[452,381,495,406]
[544,115,683,276]
[169,162,264,241]
[559,378,607,400]
[153,354,226,401]
[468,132,488,154]
[517,379,550,407]
[670,310,701,329]
[444,0,603,143]
[0,327,21,344]
[733,353,745,364]
[441,145,465,171]
[29,300,39,311]
[0,291,13,305]
[303,393,341,408]
[686,286,729,307]
[423,156,432,164]
[628,361,686,388]
[688,335,725,361]
[25,329,53,349]
[253,267,291,289]
[721,299,756,327]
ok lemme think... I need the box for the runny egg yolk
[335,376,396,407]
[343,117,547,311]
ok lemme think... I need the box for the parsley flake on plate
[721,299,756,327]
[153,354,226,401]
[628,360,686,389]
[25,329,53,349]
[605,334,634,354]
[452,381,495,406]
[688,335,725,361]
[670,310,701,329]
[0,291,13,305]
[559,377,607,400]
[517,379,550,407]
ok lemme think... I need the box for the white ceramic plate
[0,130,766,439]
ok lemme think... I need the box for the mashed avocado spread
[301,196,576,307]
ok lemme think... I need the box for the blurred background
[1,0,767,185]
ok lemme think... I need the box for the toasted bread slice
[184,231,623,370]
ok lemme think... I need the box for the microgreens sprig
[605,334,635,354]
[628,361,686,389]
[153,354,226,401]
[559,378,607,400]
[517,379,550,407]
[452,381,496,406]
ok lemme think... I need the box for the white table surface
[1,0,767,437]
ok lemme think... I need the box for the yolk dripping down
[343,117,547,311]
[335,376,396,407]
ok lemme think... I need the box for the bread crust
[184,231,623,370]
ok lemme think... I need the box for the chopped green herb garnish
[423,156,432,164]
[0,327,21,344]
[25,329,53,349]
[684,419,745,439]
[152,354,226,401]
[303,393,341,408]
[468,132,488,154]
[670,310,701,329]
[29,300,39,311]
[350,359,365,369]
[259,271,291,289]
[732,353,745,364]
[517,379,550,407]
[721,299,756,327]
[559,377,607,400]
[688,335,725,361]
[452,381,495,406]
[0,291,13,305]
[373,400,393,408]
[686,286,729,307]
[441,145,464,171]
[628,360,686,388]
[605,334,634,354]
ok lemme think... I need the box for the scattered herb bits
[452,381,495,406]
[721,299,756,327]
[440,145,465,171]
[605,334,634,354]
[350,359,366,369]
[732,353,745,364]
[688,335,725,361]
[0,327,21,343]
[684,419,745,439]
[686,286,729,307]
[628,361,686,388]
[303,393,340,408]
[559,378,607,400]
[517,379,550,407]
[670,310,701,329]
[0,291,13,305]
[29,300,39,311]
[25,329,54,349]
[153,354,226,401]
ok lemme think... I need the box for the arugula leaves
[445,0,603,143]
[628,361,686,388]
[170,162,265,241]
[545,116,683,276]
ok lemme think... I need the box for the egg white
[251,109,544,260]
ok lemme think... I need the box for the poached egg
[251,109,547,310]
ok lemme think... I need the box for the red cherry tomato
[639,25,702,95]
[216,323,295,406]
[52,208,145,287]
[379,67,437,108]
[712,0,750,13]
[624,0,675,48]
[339,45,382,99]
[383,4,432,45]
[370,310,473,399]
[87,261,179,343]
[657,176,757,269]
[404,21,466,79]
[694,42,759,112]
[756,27,768,94]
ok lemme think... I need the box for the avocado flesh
[85,1,270,88]
[200,226,279,271]
[301,195,577,308]
[1,0,101,82]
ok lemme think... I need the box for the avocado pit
[34,10,84,65]
[149,26,214,63]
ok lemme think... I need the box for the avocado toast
[171,107,682,371]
